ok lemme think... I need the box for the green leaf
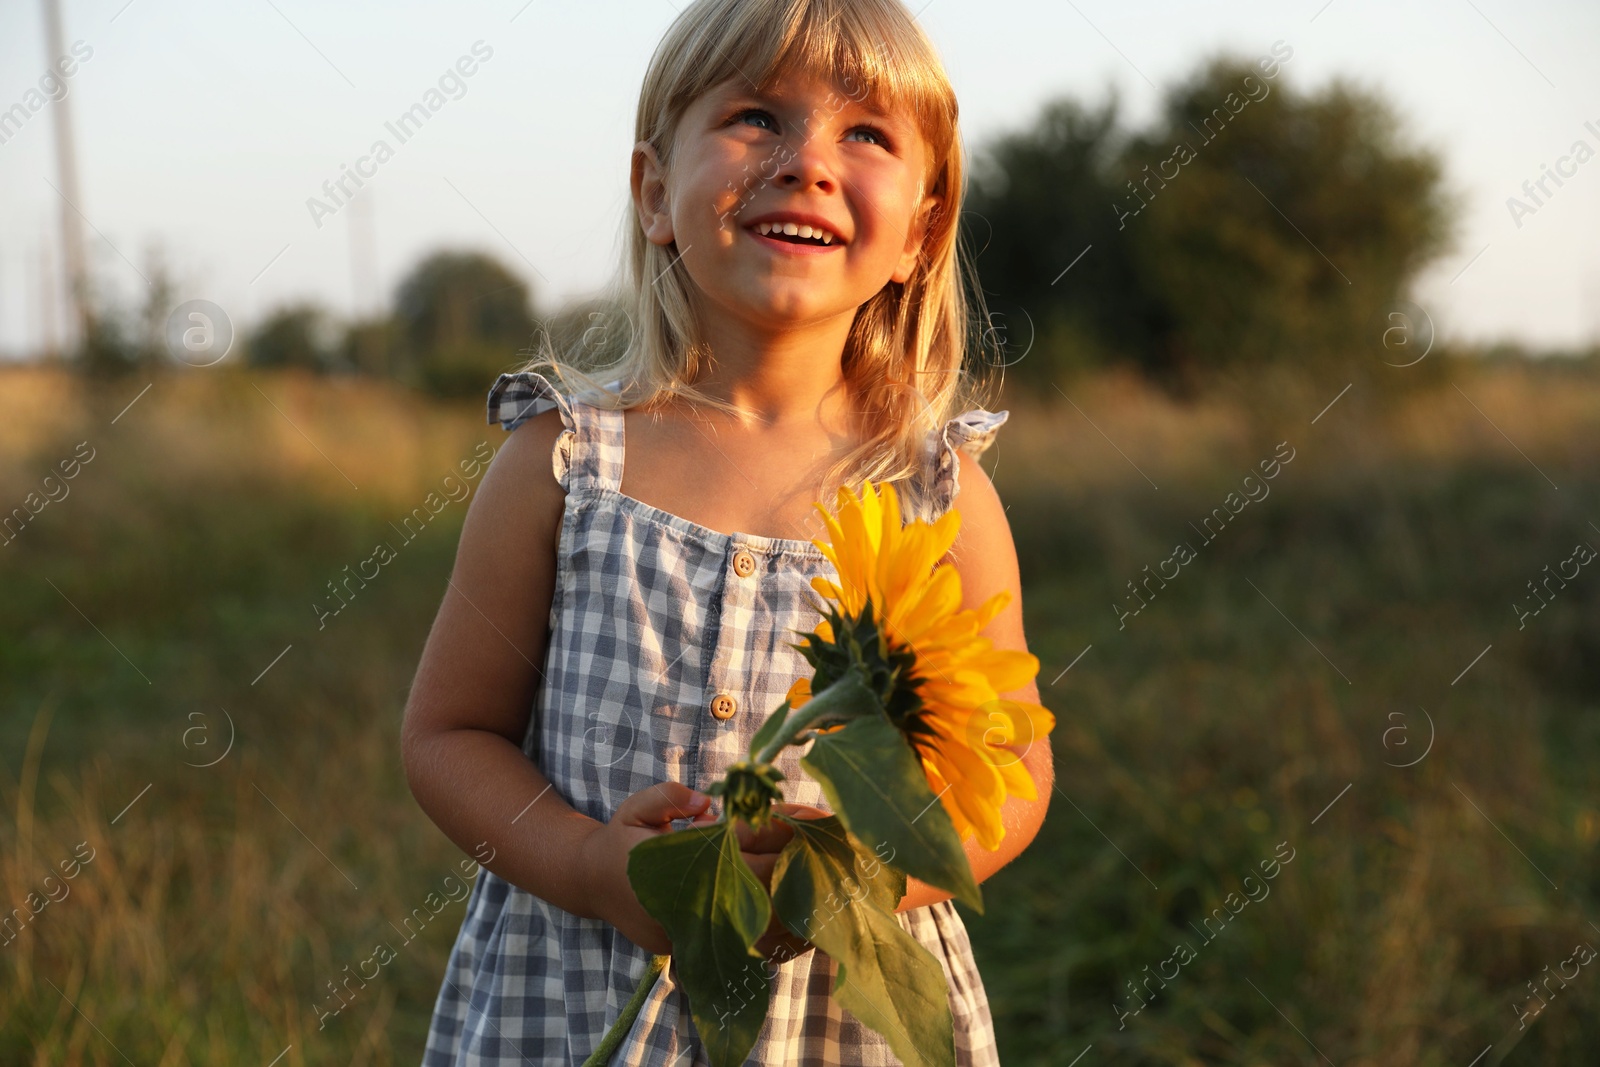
[801,712,983,912]
[748,698,791,762]
[771,814,905,920]
[770,815,956,1067]
[626,823,771,1067]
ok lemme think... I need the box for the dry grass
[2,357,1597,1064]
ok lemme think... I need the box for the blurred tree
[78,305,137,376]
[244,303,342,372]
[961,91,1169,383]
[340,315,402,378]
[77,249,179,375]
[1121,57,1456,386]
[393,249,537,397]
[964,55,1458,391]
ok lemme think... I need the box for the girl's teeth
[753,221,836,243]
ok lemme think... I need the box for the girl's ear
[631,140,676,247]
[891,192,942,285]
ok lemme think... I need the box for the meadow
[1,356,1596,1065]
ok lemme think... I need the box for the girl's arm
[401,410,605,919]
[894,449,1055,914]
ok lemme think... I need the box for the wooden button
[710,693,738,720]
[732,549,757,578]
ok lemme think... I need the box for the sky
[2,0,1598,359]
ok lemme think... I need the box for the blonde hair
[516,0,1000,513]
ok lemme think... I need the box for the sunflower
[785,479,1055,851]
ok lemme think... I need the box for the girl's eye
[725,106,893,150]
[730,108,778,133]
[845,125,893,150]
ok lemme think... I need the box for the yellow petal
[874,482,902,601]
[966,648,1040,694]
[810,577,843,602]
[923,759,976,843]
[970,590,1010,631]
[993,750,1039,802]
[923,726,1009,851]
[859,480,884,551]
[786,676,812,708]
[993,698,1056,745]
[890,564,963,641]
[923,748,990,841]
[933,731,1005,806]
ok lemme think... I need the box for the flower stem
[752,664,878,766]
[582,953,670,1066]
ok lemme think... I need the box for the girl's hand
[578,781,720,955]
[581,789,830,960]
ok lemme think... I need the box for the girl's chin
[733,297,859,327]
[747,278,895,315]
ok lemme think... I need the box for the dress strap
[910,407,1010,523]
[485,370,625,494]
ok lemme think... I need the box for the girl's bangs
[672,0,957,168]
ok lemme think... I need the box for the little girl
[403,0,1052,1062]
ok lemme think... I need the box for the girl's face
[632,70,941,333]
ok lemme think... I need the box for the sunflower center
[799,600,931,741]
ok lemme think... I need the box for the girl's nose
[775,140,836,195]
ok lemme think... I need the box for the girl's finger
[621,781,712,826]
[734,818,796,853]
[772,802,832,821]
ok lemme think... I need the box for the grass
[1,357,1596,1065]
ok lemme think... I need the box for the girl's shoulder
[487,369,626,495]
[488,368,625,431]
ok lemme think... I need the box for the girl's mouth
[745,222,844,254]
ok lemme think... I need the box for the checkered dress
[421,370,1009,1066]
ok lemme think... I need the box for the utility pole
[346,187,384,373]
[348,187,379,317]
[40,239,60,359]
[42,0,91,357]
